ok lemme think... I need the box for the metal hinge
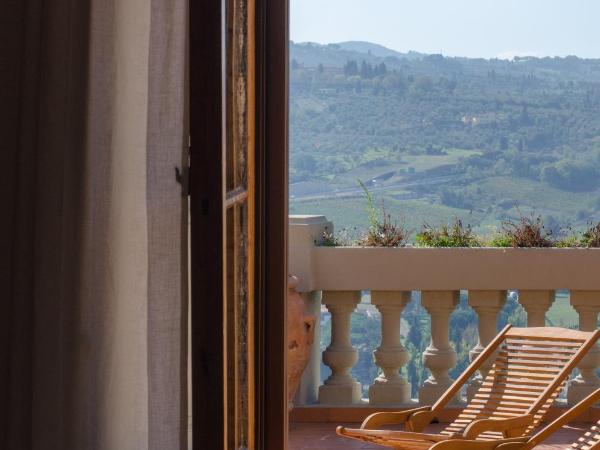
[175,165,190,197]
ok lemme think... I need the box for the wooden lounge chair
[337,325,600,449]
[429,387,600,450]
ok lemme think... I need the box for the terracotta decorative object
[287,275,315,405]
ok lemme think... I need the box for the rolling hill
[289,41,600,235]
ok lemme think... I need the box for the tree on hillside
[412,76,433,94]
[375,62,387,76]
[519,105,533,126]
[360,60,373,79]
[343,60,358,76]
[294,154,317,172]
[541,160,600,191]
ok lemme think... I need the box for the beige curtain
[0,0,188,449]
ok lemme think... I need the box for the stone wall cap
[289,215,330,225]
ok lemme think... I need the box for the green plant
[320,228,339,247]
[319,226,358,247]
[416,218,480,247]
[358,180,410,247]
[359,180,379,230]
[487,233,512,247]
[555,235,580,248]
[581,222,600,247]
[553,224,580,248]
[498,213,555,247]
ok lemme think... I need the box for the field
[290,196,485,237]
[290,172,600,240]
[338,148,481,187]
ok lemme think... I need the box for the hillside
[289,41,600,234]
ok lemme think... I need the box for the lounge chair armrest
[361,406,432,430]
[431,437,529,450]
[463,414,534,440]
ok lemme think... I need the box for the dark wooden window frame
[255,0,289,448]
[189,0,288,448]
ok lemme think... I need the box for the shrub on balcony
[358,180,410,247]
[487,232,513,247]
[555,235,581,248]
[581,222,600,247]
[416,218,481,247]
[358,214,410,247]
[314,186,600,248]
[320,226,359,247]
[492,213,556,248]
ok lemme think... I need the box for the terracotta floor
[288,422,588,450]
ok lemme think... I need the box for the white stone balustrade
[288,215,600,408]
[369,291,411,405]
[467,290,507,401]
[567,291,600,404]
[419,291,460,404]
[319,290,362,405]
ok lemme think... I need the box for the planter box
[308,246,600,291]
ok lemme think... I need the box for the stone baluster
[319,290,362,404]
[568,291,600,405]
[519,290,555,327]
[419,291,459,404]
[369,291,412,405]
[467,290,507,401]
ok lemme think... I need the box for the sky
[290,0,600,59]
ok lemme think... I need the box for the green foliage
[319,226,359,247]
[359,179,379,230]
[496,213,555,247]
[546,294,578,328]
[499,295,527,327]
[581,222,600,247]
[320,230,340,247]
[487,233,513,247]
[449,296,478,380]
[350,309,383,395]
[555,235,581,248]
[316,204,600,248]
[416,219,480,247]
[358,181,410,247]
[403,296,431,397]
[294,154,317,172]
[541,160,600,192]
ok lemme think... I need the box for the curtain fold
[1,0,188,449]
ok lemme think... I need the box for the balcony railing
[289,215,600,412]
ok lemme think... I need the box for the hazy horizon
[291,0,600,59]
